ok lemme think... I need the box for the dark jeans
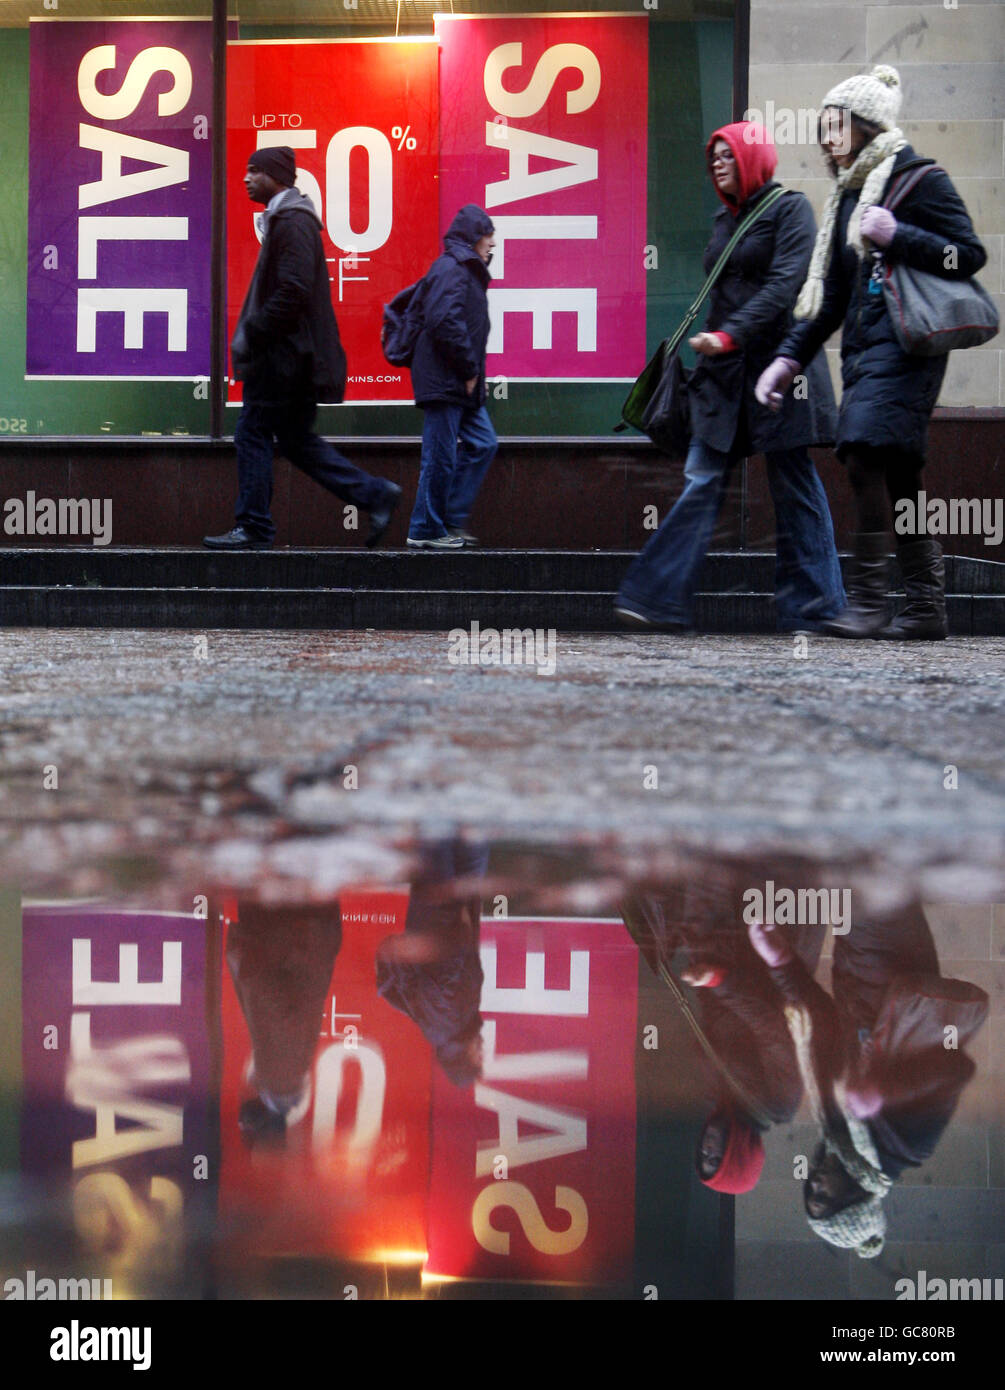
[618,438,846,630]
[235,395,389,544]
[409,403,497,540]
[226,907,342,1108]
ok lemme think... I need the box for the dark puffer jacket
[690,183,838,456]
[779,146,987,460]
[231,188,347,405]
[410,205,493,409]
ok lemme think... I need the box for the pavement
[0,628,1003,907]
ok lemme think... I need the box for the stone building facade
[747,1,1004,408]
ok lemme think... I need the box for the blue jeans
[617,438,846,629]
[409,403,497,540]
[235,396,390,544]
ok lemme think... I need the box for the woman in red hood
[616,121,845,633]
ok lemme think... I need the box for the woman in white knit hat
[755,65,987,640]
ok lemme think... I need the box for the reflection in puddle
[1,843,1002,1301]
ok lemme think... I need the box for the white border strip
[230,36,439,46]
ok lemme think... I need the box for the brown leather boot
[876,538,948,640]
[822,533,891,638]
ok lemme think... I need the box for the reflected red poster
[225,40,439,405]
[218,890,432,1264]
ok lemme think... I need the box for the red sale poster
[435,14,648,384]
[225,39,439,405]
[218,889,433,1265]
[424,919,638,1287]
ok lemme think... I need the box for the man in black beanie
[205,145,400,549]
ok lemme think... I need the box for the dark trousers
[226,907,342,1105]
[235,395,388,544]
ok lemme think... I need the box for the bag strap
[622,903,774,1127]
[883,162,943,213]
[663,184,787,359]
[654,956,775,1128]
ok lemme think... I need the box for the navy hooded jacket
[410,205,494,409]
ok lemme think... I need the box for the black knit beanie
[247,145,297,188]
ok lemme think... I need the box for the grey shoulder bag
[877,164,998,357]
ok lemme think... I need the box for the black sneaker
[366,484,402,548]
[614,605,690,633]
[203,526,273,550]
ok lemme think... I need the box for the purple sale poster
[20,908,211,1201]
[26,18,213,380]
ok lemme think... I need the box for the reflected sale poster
[226,40,439,405]
[425,919,638,1286]
[436,14,648,383]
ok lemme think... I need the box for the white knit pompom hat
[820,64,903,131]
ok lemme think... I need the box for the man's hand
[689,332,726,357]
[465,377,478,395]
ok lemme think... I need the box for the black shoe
[238,1097,287,1146]
[203,526,273,551]
[821,533,891,638]
[876,538,948,640]
[614,605,690,633]
[366,483,402,549]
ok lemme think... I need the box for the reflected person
[748,907,988,1257]
[225,902,342,1141]
[624,887,824,1194]
[376,839,489,1086]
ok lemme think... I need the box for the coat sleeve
[888,167,988,280]
[423,259,479,380]
[777,202,853,369]
[717,194,815,349]
[245,216,315,341]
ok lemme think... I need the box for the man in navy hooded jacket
[407,205,497,549]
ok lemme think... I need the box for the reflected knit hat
[820,64,903,132]
[808,1193,886,1259]
[247,145,297,187]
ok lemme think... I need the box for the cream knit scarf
[785,1002,893,1199]
[794,128,908,321]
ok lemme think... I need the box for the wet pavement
[0,629,1003,904]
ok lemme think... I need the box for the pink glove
[746,921,794,968]
[844,1082,884,1119]
[754,356,800,411]
[860,205,897,248]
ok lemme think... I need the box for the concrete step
[0,586,998,634]
[1,550,1001,631]
[1,548,1003,594]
